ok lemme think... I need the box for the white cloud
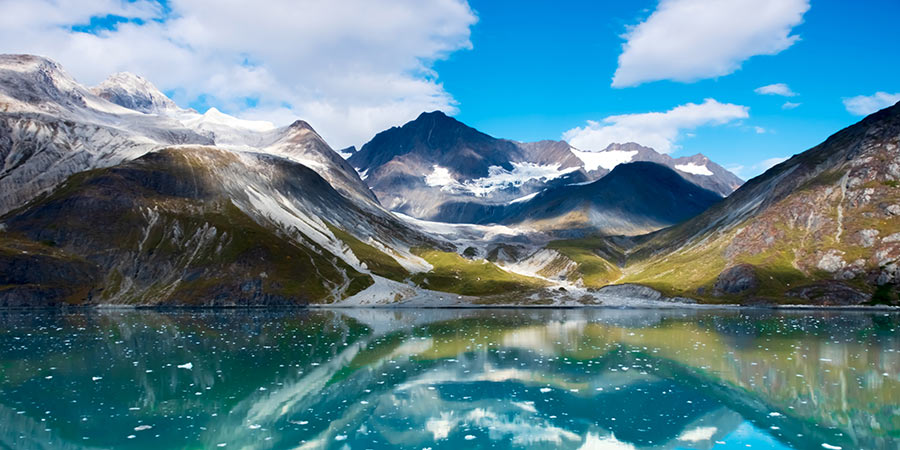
[725,164,745,176]
[754,126,766,134]
[0,0,477,148]
[612,0,809,87]
[759,156,788,170]
[843,92,900,116]
[782,101,801,110]
[728,156,788,179]
[754,83,796,96]
[562,98,749,154]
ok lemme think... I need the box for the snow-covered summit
[91,72,181,114]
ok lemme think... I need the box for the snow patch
[674,162,713,176]
[182,107,275,133]
[424,165,456,187]
[425,163,578,197]
[571,148,637,172]
[509,191,539,204]
[393,212,529,242]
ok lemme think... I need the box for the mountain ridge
[2,54,898,307]
[350,110,741,225]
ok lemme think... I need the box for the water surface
[0,308,897,449]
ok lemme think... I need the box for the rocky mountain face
[0,55,213,216]
[613,102,900,304]
[1,147,442,306]
[350,111,741,224]
[90,72,181,114]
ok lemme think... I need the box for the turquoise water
[0,308,897,449]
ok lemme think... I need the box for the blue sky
[2,0,898,179]
[435,0,900,177]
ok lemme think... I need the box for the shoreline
[0,303,897,312]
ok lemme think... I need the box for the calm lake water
[0,308,897,450]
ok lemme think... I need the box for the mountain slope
[0,55,212,215]
[0,146,441,306]
[0,54,378,219]
[620,102,900,304]
[501,162,723,235]
[432,162,722,236]
[349,111,587,220]
[91,70,378,205]
[570,142,743,197]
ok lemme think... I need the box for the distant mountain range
[348,111,742,227]
[1,54,898,307]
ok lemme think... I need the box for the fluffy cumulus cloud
[0,0,477,148]
[612,0,809,87]
[562,99,749,154]
[843,92,900,116]
[754,83,796,96]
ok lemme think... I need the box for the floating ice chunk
[540,387,552,393]
[678,426,717,442]
[821,445,841,450]
[249,424,261,430]
[134,425,152,431]
[92,377,102,381]
[177,363,193,370]
[464,435,476,440]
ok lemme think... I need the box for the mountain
[0,55,551,307]
[3,54,897,307]
[500,162,723,235]
[0,146,443,306]
[350,111,741,224]
[348,111,588,220]
[0,55,464,306]
[91,71,181,114]
[431,162,722,236]
[0,54,375,214]
[0,54,212,215]
[571,142,743,197]
[605,102,900,304]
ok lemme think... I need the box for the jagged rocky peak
[0,54,89,107]
[91,71,179,114]
[0,54,64,75]
[288,119,315,131]
[349,109,522,179]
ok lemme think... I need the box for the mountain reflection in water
[0,308,897,449]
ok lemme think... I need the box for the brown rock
[714,264,759,296]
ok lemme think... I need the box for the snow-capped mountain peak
[90,71,181,114]
[0,54,97,113]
